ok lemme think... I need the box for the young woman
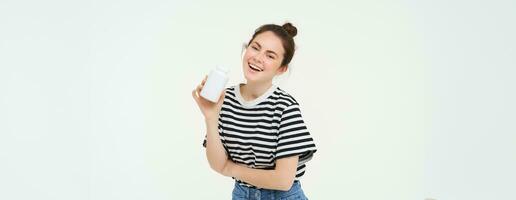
[192,22,317,200]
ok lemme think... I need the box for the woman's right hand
[192,75,226,121]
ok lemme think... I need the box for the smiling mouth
[249,63,263,72]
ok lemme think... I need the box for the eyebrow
[252,41,279,57]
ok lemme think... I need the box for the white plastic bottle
[200,66,229,102]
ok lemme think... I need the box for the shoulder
[225,85,237,92]
[273,87,299,107]
[223,85,237,96]
[221,85,238,105]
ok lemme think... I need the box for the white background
[1,0,514,199]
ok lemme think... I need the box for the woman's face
[242,31,287,84]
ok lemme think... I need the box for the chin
[243,73,258,82]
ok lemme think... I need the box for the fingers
[200,75,207,88]
[199,75,208,90]
[191,88,197,98]
[192,75,208,102]
[192,89,199,103]
[196,84,202,94]
[195,75,207,94]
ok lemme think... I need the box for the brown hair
[247,22,298,67]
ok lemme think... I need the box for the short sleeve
[202,135,207,147]
[275,103,317,165]
[202,124,231,158]
[202,121,224,148]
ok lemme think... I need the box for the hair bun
[282,22,297,37]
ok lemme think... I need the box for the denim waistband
[232,180,305,199]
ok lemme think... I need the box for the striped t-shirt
[202,84,317,188]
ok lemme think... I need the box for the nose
[252,51,266,64]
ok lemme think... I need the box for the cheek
[242,51,252,61]
[264,59,281,69]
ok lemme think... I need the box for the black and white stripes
[203,84,316,188]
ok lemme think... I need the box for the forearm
[204,118,229,174]
[223,161,295,191]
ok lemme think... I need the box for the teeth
[249,64,262,72]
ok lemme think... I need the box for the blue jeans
[232,181,308,200]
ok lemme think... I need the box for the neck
[240,81,273,101]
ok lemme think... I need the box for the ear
[276,65,288,75]
[241,43,248,60]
